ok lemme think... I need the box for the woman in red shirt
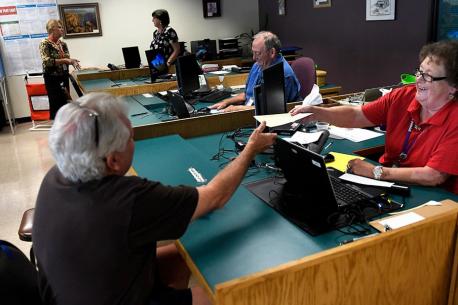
[290,40,458,194]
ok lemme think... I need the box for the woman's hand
[67,58,81,70]
[290,104,312,116]
[347,159,376,178]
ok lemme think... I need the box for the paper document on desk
[285,131,322,145]
[329,126,383,142]
[209,70,230,75]
[378,212,425,230]
[325,152,364,172]
[254,113,311,127]
[222,65,238,71]
[339,173,394,188]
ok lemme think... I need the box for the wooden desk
[131,133,458,305]
[74,68,342,97]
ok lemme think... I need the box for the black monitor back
[175,54,201,97]
[255,61,286,115]
[122,46,141,69]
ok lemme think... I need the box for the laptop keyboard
[329,176,371,206]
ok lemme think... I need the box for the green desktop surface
[80,78,116,91]
[131,131,458,292]
[124,94,219,127]
[132,134,344,291]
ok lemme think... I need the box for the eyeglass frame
[415,68,447,83]
[87,111,99,148]
[73,102,100,148]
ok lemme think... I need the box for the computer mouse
[324,153,335,163]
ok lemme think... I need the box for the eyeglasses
[87,111,100,148]
[415,68,447,83]
[73,102,100,148]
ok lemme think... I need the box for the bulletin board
[0,0,58,76]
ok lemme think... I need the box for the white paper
[425,200,442,206]
[286,131,323,145]
[222,65,238,71]
[230,85,245,90]
[301,84,323,106]
[209,70,230,75]
[254,113,311,127]
[329,126,384,142]
[142,93,153,98]
[339,173,394,187]
[379,212,425,230]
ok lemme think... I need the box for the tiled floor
[0,122,54,255]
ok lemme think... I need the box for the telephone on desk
[107,63,120,71]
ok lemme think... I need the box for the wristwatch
[373,165,384,180]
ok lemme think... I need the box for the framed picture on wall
[366,0,395,21]
[278,0,286,15]
[313,0,331,8]
[58,3,102,38]
[203,0,221,18]
[433,0,458,40]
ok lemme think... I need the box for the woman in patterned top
[150,9,180,68]
[39,19,80,119]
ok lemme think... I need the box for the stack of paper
[329,126,383,142]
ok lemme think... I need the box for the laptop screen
[274,138,338,214]
[122,46,141,69]
[145,49,168,82]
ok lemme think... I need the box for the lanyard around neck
[397,120,419,164]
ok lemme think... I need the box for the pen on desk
[131,112,147,117]
[323,141,333,151]
[339,232,379,245]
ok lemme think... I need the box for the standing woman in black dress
[150,9,180,68]
[39,19,80,119]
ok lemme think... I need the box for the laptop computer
[167,92,211,119]
[145,49,170,83]
[246,138,401,235]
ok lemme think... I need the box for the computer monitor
[145,49,168,83]
[175,54,201,97]
[254,61,286,115]
[122,46,141,69]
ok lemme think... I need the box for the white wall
[7,0,259,118]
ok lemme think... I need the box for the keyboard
[199,90,232,102]
[329,176,371,206]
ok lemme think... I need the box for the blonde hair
[46,19,62,34]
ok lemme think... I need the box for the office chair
[69,74,84,98]
[291,57,316,99]
[18,208,35,266]
[0,239,43,305]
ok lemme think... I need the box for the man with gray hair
[33,92,276,305]
[210,31,300,112]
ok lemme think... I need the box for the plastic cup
[316,122,330,131]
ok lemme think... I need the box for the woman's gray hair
[49,93,130,183]
[254,31,282,53]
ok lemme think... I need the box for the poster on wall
[436,0,458,40]
[0,0,58,76]
[366,0,395,21]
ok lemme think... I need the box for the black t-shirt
[150,26,179,60]
[33,166,198,305]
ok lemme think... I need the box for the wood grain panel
[213,205,458,305]
[133,109,255,141]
